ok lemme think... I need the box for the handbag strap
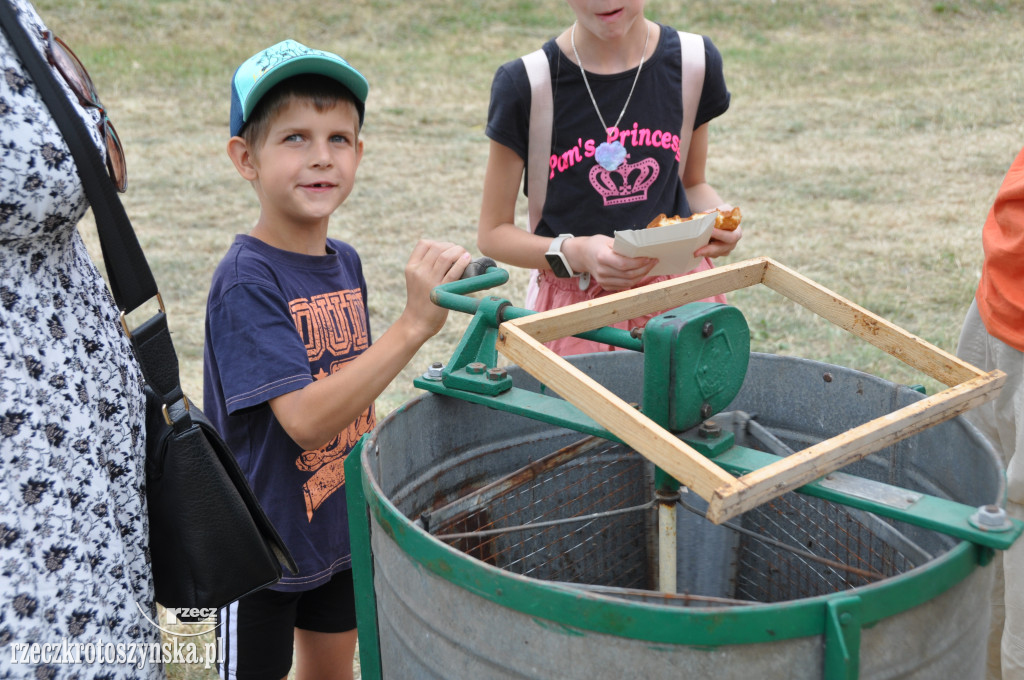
[0,3,186,414]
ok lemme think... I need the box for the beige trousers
[959,300,1024,680]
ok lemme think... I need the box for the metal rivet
[700,403,713,419]
[823,372,833,383]
[423,361,444,380]
[975,504,1010,529]
[698,420,721,439]
[702,321,714,338]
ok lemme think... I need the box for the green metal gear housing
[642,302,751,433]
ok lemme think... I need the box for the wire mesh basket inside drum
[424,428,931,608]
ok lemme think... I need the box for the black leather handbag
[0,2,297,609]
[143,385,296,608]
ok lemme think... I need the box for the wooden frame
[495,257,1005,524]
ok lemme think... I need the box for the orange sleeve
[977,147,1024,351]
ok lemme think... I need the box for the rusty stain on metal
[424,436,915,606]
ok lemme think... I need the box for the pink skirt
[526,257,726,356]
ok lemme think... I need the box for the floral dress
[0,1,163,677]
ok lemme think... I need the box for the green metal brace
[420,265,640,399]
[343,437,384,680]
[824,596,863,680]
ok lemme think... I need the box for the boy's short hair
[229,39,368,138]
[240,74,363,151]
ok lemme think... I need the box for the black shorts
[217,569,357,680]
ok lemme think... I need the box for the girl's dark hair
[241,73,361,150]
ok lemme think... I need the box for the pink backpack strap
[677,31,706,182]
[522,48,553,233]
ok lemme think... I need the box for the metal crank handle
[431,256,639,350]
[461,256,496,280]
[432,257,510,316]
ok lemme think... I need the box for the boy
[204,40,469,680]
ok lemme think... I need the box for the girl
[477,1,741,355]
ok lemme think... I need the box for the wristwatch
[545,234,576,278]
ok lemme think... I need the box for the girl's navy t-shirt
[486,27,731,238]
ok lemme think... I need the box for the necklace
[571,19,650,171]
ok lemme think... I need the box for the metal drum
[351,352,1002,679]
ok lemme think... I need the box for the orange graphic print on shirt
[289,289,375,521]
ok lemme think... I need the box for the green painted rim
[360,446,981,647]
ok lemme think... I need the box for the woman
[0,0,163,677]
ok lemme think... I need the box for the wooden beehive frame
[495,257,1005,524]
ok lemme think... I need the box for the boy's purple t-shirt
[203,234,374,591]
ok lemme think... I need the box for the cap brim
[242,54,369,123]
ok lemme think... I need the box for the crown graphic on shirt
[589,157,660,206]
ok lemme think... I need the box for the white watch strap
[548,233,574,253]
[547,233,576,278]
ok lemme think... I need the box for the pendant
[595,141,627,171]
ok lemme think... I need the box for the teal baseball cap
[230,39,369,137]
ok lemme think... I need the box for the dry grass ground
[28,0,1024,677]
